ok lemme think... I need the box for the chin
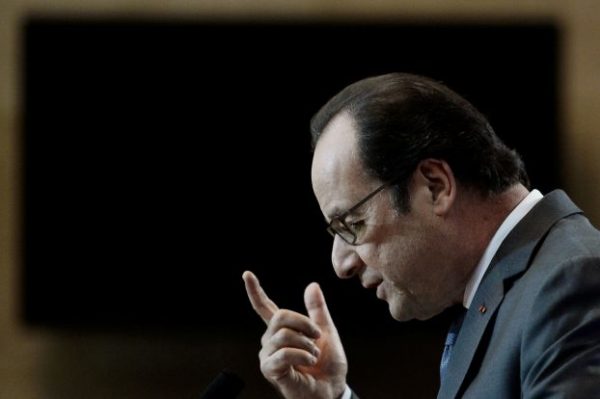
[388,299,439,322]
[390,312,414,322]
[388,301,416,322]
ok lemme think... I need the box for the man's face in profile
[311,112,467,321]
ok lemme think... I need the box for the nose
[331,235,364,279]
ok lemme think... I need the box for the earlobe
[418,159,456,216]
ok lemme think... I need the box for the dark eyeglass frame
[326,178,398,245]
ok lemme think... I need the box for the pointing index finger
[242,270,279,324]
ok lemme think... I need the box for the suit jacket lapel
[437,190,582,399]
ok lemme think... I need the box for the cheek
[381,241,417,283]
[361,237,412,282]
[376,232,435,291]
[362,210,439,288]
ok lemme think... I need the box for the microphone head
[199,370,245,399]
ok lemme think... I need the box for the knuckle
[260,330,271,347]
[274,347,296,364]
[260,352,284,379]
[259,359,270,376]
[271,309,289,325]
[258,347,267,363]
[271,328,292,346]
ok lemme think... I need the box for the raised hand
[242,271,348,399]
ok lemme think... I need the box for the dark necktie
[440,307,467,384]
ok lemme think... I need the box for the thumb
[304,282,335,329]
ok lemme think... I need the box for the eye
[348,220,365,232]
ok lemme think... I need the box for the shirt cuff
[340,385,352,399]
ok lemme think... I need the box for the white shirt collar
[463,189,543,308]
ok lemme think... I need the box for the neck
[452,184,530,300]
[480,184,530,231]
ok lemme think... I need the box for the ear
[416,158,456,216]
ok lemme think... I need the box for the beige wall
[1,0,599,397]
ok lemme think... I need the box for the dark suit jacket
[350,190,600,399]
[438,190,600,398]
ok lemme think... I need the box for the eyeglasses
[326,179,396,245]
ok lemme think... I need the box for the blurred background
[1,1,600,398]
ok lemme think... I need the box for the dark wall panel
[22,19,559,398]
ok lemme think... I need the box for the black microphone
[199,370,245,399]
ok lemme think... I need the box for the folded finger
[261,327,321,358]
[260,347,318,377]
[266,309,321,340]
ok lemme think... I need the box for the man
[242,73,600,398]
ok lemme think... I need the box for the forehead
[311,112,373,216]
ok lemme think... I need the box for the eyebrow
[325,205,346,222]
[325,208,342,222]
[325,200,351,220]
